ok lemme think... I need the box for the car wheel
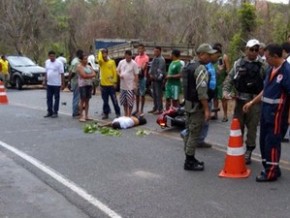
[15,77,23,90]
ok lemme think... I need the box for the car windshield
[7,56,37,67]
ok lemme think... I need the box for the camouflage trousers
[184,110,205,156]
[234,99,261,151]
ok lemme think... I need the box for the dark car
[7,56,46,90]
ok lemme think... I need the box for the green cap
[196,43,217,54]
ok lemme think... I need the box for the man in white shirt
[88,53,99,72]
[56,53,67,70]
[44,50,64,118]
[87,53,99,95]
[117,50,139,116]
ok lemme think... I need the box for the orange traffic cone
[219,118,250,178]
[0,80,8,104]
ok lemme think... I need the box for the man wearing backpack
[182,43,216,171]
[223,39,268,165]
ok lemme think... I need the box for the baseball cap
[259,42,266,48]
[196,43,217,54]
[246,39,260,48]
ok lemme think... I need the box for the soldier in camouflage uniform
[183,43,217,171]
[223,39,268,164]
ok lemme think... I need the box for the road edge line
[0,140,122,218]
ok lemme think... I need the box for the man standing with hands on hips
[44,50,64,118]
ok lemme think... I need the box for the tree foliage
[239,3,257,36]
[0,0,289,64]
[228,3,257,62]
[0,0,50,62]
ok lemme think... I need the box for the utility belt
[184,99,202,113]
[236,92,258,101]
[71,72,77,78]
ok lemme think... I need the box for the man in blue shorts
[134,44,149,115]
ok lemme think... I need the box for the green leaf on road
[83,122,98,134]
[83,122,121,137]
[136,129,151,137]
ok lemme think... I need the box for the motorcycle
[156,106,186,129]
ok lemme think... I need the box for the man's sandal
[222,117,228,122]
[79,117,86,122]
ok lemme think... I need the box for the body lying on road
[111,115,147,129]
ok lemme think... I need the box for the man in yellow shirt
[97,49,121,119]
[0,55,9,87]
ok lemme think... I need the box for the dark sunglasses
[249,47,259,52]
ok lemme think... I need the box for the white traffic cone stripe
[0,92,6,96]
[230,129,242,137]
[227,146,246,156]
[0,85,4,89]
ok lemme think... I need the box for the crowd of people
[42,36,290,182]
[181,39,290,183]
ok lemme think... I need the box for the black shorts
[79,85,92,100]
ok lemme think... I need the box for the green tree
[228,2,257,63]
[0,0,50,63]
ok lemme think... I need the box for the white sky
[212,0,289,4]
[266,0,289,4]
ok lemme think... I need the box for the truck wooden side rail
[105,41,193,61]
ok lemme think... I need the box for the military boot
[245,149,252,165]
[184,155,204,171]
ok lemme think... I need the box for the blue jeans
[181,120,209,143]
[72,85,80,116]
[198,101,212,143]
[101,86,120,116]
[198,121,209,143]
[47,85,60,115]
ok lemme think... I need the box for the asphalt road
[1,87,290,218]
